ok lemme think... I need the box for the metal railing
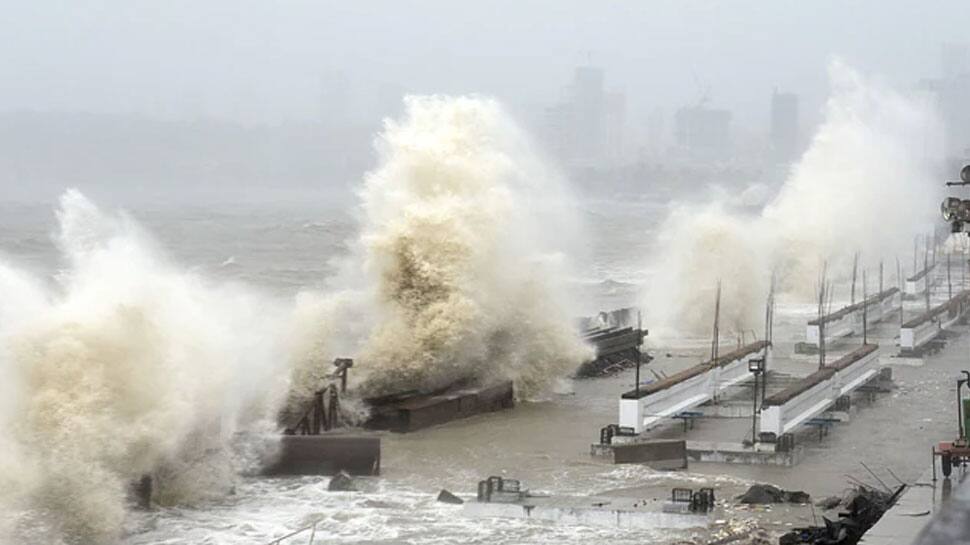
[266,519,322,545]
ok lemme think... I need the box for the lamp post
[748,356,766,445]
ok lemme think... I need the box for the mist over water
[291,95,591,400]
[646,61,943,337]
[0,95,591,543]
[0,191,289,544]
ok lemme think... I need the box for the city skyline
[3,1,967,130]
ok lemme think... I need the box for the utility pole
[711,280,722,363]
[925,243,931,312]
[949,251,953,301]
[960,247,970,289]
[897,257,904,329]
[762,272,775,404]
[862,270,868,345]
[818,261,828,370]
[851,252,859,305]
[711,280,722,403]
[635,309,642,398]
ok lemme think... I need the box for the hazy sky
[2,0,968,129]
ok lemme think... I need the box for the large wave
[290,95,591,400]
[0,191,288,543]
[646,61,943,336]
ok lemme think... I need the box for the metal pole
[712,281,722,403]
[851,252,859,305]
[763,275,774,405]
[949,251,953,301]
[752,371,758,444]
[879,260,884,294]
[635,310,642,397]
[958,378,965,441]
[926,242,931,312]
[308,521,317,545]
[914,236,919,274]
[862,270,868,345]
[898,257,904,328]
[818,263,826,370]
[712,280,721,362]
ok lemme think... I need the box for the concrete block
[263,434,380,476]
[590,439,687,469]
[367,381,514,432]
[686,440,803,466]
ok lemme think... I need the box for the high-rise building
[543,66,625,168]
[769,90,799,165]
[567,66,607,164]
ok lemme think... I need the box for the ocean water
[0,197,963,545]
[0,197,676,545]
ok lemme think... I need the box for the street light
[748,356,766,445]
[942,165,970,233]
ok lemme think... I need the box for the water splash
[647,61,943,337]
[0,190,289,543]
[291,95,591,400]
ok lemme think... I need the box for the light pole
[748,356,766,445]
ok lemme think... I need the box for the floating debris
[778,484,905,544]
[327,471,357,492]
[736,484,810,505]
[437,489,464,505]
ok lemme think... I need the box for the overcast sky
[2,0,968,129]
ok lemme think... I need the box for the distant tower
[542,64,626,169]
[569,66,607,165]
[769,89,799,166]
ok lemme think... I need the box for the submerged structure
[759,344,880,441]
[900,289,970,355]
[617,341,768,434]
[267,358,381,476]
[904,264,937,300]
[797,288,898,353]
[364,381,514,432]
[462,476,713,530]
[268,357,519,474]
[577,307,648,377]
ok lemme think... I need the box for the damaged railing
[282,358,353,435]
[286,384,340,435]
[265,520,322,545]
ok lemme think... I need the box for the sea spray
[648,203,768,338]
[763,60,943,295]
[0,191,289,543]
[291,95,591,400]
[646,61,942,337]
